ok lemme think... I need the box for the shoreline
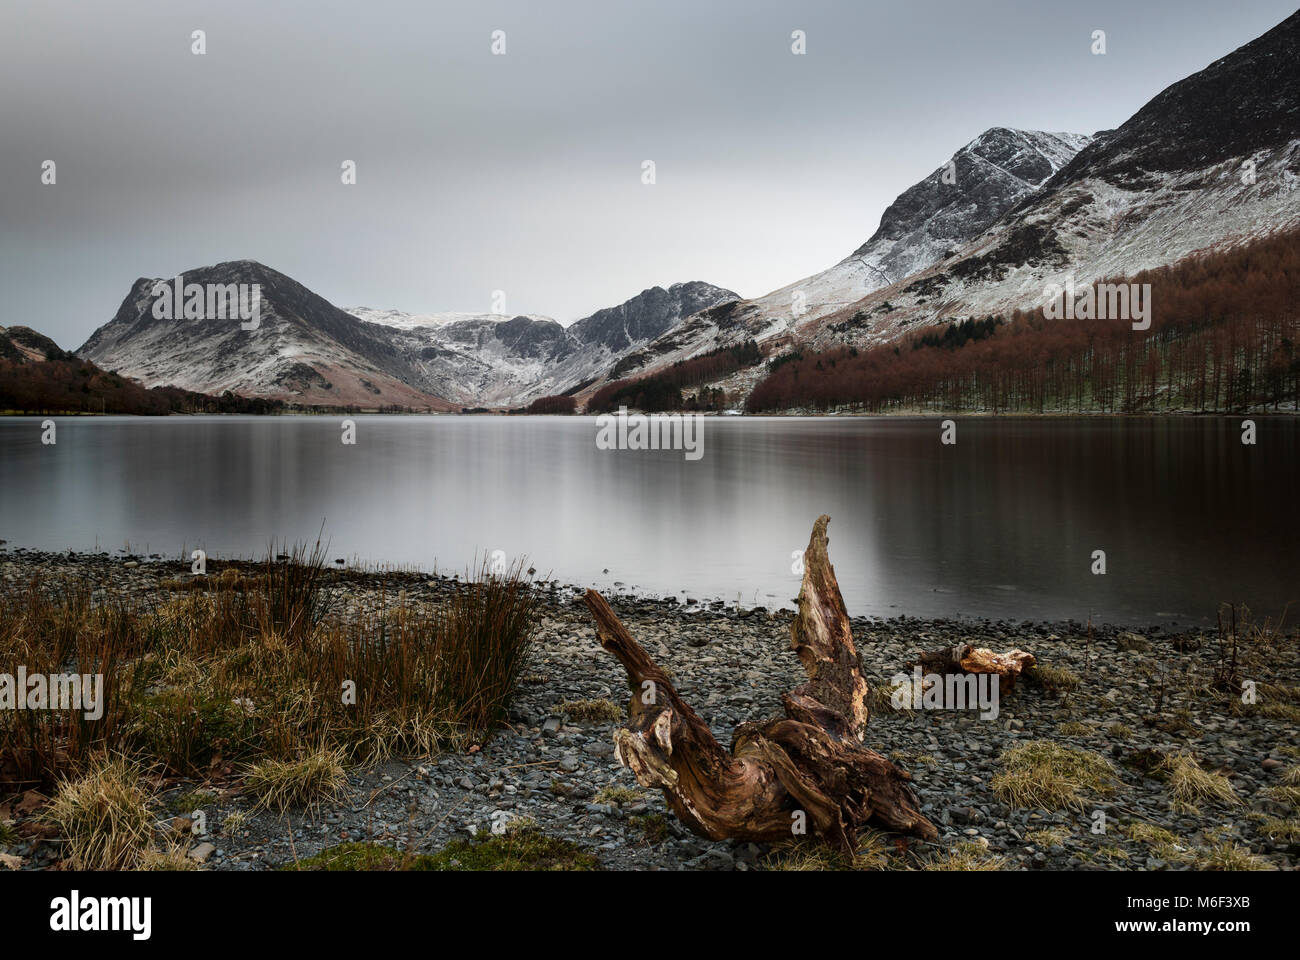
[4,409,1300,418]
[0,544,1238,632]
[2,549,1297,871]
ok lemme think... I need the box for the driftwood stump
[582,515,936,854]
[913,643,1036,690]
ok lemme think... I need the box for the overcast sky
[3,0,1295,348]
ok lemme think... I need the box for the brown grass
[1,548,542,791]
[43,755,154,870]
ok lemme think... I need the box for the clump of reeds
[2,547,541,799]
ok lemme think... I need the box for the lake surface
[1,415,1295,626]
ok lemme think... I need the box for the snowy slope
[599,11,1300,404]
[78,261,453,408]
[342,281,738,407]
[603,128,1090,381]
[77,264,736,409]
[799,10,1300,351]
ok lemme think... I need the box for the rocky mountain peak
[852,128,1091,266]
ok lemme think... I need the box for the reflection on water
[0,415,1295,625]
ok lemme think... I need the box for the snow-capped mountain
[847,128,1090,290]
[346,281,738,407]
[76,263,736,408]
[600,128,1090,381]
[599,10,1300,402]
[73,11,1300,412]
[78,261,450,408]
[789,9,1300,352]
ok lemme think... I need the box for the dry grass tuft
[1162,751,1238,813]
[594,785,643,806]
[552,699,624,723]
[766,830,896,871]
[244,747,347,812]
[1027,664,1080,695]
[917,841,1007,871]
[992,740,1116,811]
[1191,841,1274,871]
[138,839,201,871]
[2,549,542,790]
[44,756,154,870]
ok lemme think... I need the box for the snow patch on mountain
[602,128,1091,381]
[76,262,736,409]
[343,279,738,407]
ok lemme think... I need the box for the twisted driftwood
[582,515,936,854]
[913,643,1036,690]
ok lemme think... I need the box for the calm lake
[1,415,1295,626]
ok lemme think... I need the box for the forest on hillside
[587,339,761,413]
[746,227,1300,414]
[0,353,284,415]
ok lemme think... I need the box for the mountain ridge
[595,10,1300,405]
[68,11,1300,412]
[589,126,1092,389]
[76,264,737,408]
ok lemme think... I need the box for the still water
[0,415,1295,626]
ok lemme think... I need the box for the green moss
[287,827,600,872]
[629,813,669,844]
[594,785,642,806]
[1027,664,1080,695]
[169,789,218,813]
[284,842,432,871]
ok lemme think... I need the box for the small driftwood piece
[582,515,936,854]
[913,643,1036,690]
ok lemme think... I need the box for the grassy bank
[0,547,540,868]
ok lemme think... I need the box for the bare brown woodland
[748,227,1300,413]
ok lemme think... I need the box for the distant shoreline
[4,408,1299,418]
[0,545,1241,632]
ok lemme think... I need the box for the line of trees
[588,340,760,413]
[0,356,285,415]
[747,226,1300,414]
[512,394,577,415]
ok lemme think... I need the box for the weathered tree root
[582,514,937,854]
[913,643,1036,691]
